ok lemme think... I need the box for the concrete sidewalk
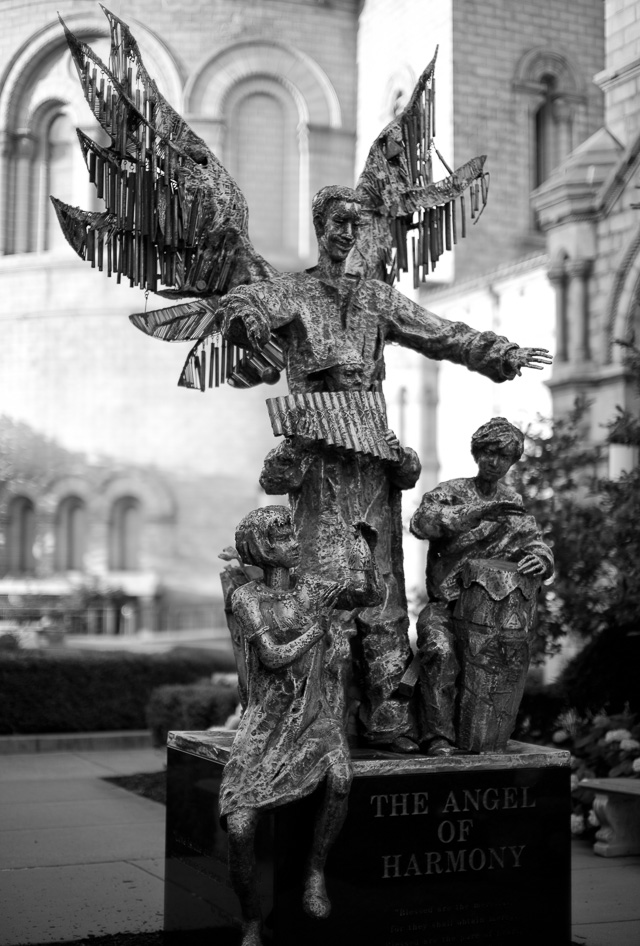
[0,745,166,946]
[0,744,639,946]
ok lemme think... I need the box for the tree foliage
[509,398,609,655]
[510,345,640,710]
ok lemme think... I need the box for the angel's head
[312,186,362,262]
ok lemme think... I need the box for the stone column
[104,606,117,636]
[0,131,14,255]
[138,595,156,633]
[566,258,593,362]
[13,132,37,254]
[419,359,440,492]
[547,263,569,362]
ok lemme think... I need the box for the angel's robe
[220,268,522,391]
[219,268,525,744]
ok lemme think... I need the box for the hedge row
[0,646,236,735]
[146,681,239,747]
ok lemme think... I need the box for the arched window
[535,75,560,190]
[226,79,300,260]
[1,34,116,255]
[55,496,86,571]
[7,497,36,574]
[513,49,584,229]
[109,496,141,571]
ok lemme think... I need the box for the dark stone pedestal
[165,730,570,946]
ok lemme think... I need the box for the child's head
[470,417,524,463]
[235,505,296,568]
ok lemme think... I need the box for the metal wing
[50,6,280,390]
[352,48,489,284]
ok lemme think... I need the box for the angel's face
[319,200,362,262]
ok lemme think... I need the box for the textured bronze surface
[410,418,554,755]
[51,10,522,395]
[53,11,562,940]
[168,729,570,775]
[218,506,380,942]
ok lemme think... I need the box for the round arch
[605,224,640,363]
[185,40,342,129]
[0,15,183,255]
[39,475,92,517]
[0,482,40,521]
[512,46,584,99]
[0,14,183,133]
[186,41,340,263]
[97,470,176,523]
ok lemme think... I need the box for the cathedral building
[533,0,640,473]
[0,0,360,628]
[0,0,611,629]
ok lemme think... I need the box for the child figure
[410,417,554,754]
[219,505,380,946]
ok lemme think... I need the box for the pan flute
[266,391,395,460]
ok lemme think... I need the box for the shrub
[0,646,236,735]
[512,679,567,744]
[563,709,640,840]
[146,678,239,747]
[515,690,640,840]
[558,624,640,714]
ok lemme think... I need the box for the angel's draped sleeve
[376,281,521,384]
[219,278,297,350]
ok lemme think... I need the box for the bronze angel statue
[52,7,551,755]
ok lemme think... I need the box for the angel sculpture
[52,8,552,753]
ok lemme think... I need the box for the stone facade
[356,0,605,589]
[533,0,640,451]
[0,0,360,622]
[0,0,616,625]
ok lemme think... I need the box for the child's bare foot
[240,919,264,946]
[302,867,331,919]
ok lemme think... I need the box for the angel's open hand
[506,347,553,376]
[240,309,270,351]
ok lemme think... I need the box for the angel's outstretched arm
[378,284,551,383]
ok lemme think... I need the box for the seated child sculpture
[219,505,380,946]
[410,417,554,755]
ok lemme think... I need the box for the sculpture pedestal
[164,730,570,946]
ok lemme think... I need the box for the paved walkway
[0,744,639,945]
[0,745,166,946]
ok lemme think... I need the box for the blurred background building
[2,0,635,641]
